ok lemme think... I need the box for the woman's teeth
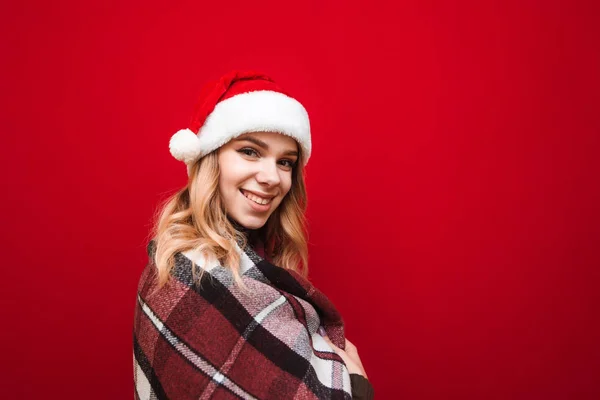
[241,190,272,205]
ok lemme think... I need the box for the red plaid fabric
[133,240,352,399]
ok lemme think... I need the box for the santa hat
[169,71,311,172]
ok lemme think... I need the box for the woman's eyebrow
[234,136,268,149]
[283,150,299,157]
[234,136,299,157]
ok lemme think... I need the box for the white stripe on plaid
[313,332,352,394]
[182,242,256,276]
[254,294,287,323]
[134,356,158,400]
[137,294,260,400]
[239,246,255,275]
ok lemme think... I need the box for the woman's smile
[240,188,274,205]
[240,189,273,212]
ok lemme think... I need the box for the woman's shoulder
[137,240,200,300]
[147,239,219,271]
[181,248,222,272]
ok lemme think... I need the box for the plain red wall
[2,0,599,398]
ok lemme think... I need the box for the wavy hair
[147,149,308,293]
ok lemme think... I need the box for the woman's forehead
[235,132,299,150]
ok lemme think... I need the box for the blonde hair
[148,149,309,293]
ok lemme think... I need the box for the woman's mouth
[240,189,273,205]
[240,189,273,212]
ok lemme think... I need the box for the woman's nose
[255,159,281,186]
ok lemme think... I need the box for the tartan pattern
[133,239,352,399]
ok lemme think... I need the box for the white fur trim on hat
[172,90,311,168]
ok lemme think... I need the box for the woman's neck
[227,215,251,234]
[227,216,258,240]
[227,215,267,257]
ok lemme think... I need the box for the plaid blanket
[133,239,352,399]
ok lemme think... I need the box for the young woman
[133,71,374,400]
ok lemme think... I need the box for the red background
[2,0,599,398]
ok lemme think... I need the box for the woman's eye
[239,148,259,157]
[279,159,296,169]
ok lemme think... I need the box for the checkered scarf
[133,238,352,399]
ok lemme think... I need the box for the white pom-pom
[169,129,202,164]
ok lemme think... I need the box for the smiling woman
[133,71,374,400]
[218,132,299,229]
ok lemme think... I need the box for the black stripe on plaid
[245,252,309,299]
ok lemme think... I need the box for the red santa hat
[169,71,311,172]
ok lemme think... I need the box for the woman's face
[217,131,299,230]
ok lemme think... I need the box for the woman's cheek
[283,172,293,192]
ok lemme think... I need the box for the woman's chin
[232,214,268,230]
